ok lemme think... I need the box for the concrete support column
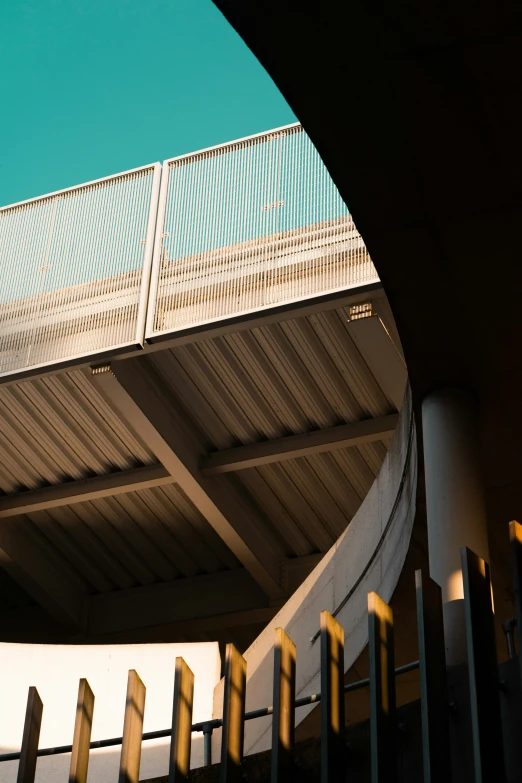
[422,388,489,666]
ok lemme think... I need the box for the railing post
[119,670,146,783]
[415,571,451,783]
[509,521,522,671]
[461,547,505,782]
[271,627,296,782]
[17,687,43,783]
[203,726,213,767]
[69,678,95,783]
[368,592,397,783]
[169,657,194,783]
[220,644,246,783]
[320,610,345,783]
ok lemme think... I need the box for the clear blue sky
[0,0,295,207]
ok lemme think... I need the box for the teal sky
[0,0,296,208]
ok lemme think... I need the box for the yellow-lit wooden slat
[69,678,95,783]
[119,669,146,783]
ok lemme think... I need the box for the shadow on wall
[0,643,220,783]
[212,387,416,759]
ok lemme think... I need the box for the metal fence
[146,124,378,339]
[0,164,161,378]
[0,125,377,379]
[3,522,521,782]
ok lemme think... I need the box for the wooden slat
[169,657,195,783]
[69,678,95,783]
[220,644,247,783]
[17,687,43,783]
[368,592,397,783]
[415,571,451,783]
[320,610,345,783]
[271,627,296,782]
[119,670,146,783]
[461,547,505,782]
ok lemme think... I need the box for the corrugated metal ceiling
[0,301,399,642]
[139,305,396,562]
[0,369,156,494]
[147,306,394,451]
[20,482,240,595]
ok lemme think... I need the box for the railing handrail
[0,660,419,764]
[0,162,159,213]
[163,122,301,168]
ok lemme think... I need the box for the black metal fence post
[69,678,95,783]
[220,644,246,783]
[119,670,146,783]
[509,521,522,670]
[415,570,451,783]
[17,687,43,783]
[368,591,397,783]
[169,657,194,783]
[461,547,505,782]
[320,610,345,783]
[271,627,296,782]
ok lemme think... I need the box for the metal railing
[146,124,377,340]
[0,164,161,378]
[0,125,378,380]
[2,522,521,781]
[0,660,420,768]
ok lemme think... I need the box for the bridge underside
[0,284,405,651]
[210,0,522,657]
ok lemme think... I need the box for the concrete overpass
[0,125,408,655]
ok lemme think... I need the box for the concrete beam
[0,517,85,628]
[347,315,407,409]
[90,362,285,600]
[201,414,399,475]
[0,554,325,642]
[84,607,281,644]
[0,603,280,644]
[0,465,176,518]
[86,554,325,638]
[86,568,270,636]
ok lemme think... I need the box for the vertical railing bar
[509,520,522,677]
[136,163,163,346]
[169,657,194,783]
[415,571,451,783]
[320,610,345,783]
[368,591,397,783]
[220,644,247,783]
[69,678,95,783]
[145,161,170,338]
[271,627,296,783]
[461,547,505,782]
[203,728,212,767]
[118,669,146,783]
[168,160,187,326]
[17,686,43,783]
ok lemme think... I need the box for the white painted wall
[0,642,220,783]
[212,388,416,757]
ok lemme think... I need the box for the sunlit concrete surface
[0,642,220,782]
[212,388,415,757]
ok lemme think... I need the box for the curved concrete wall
[212,387,416,757]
